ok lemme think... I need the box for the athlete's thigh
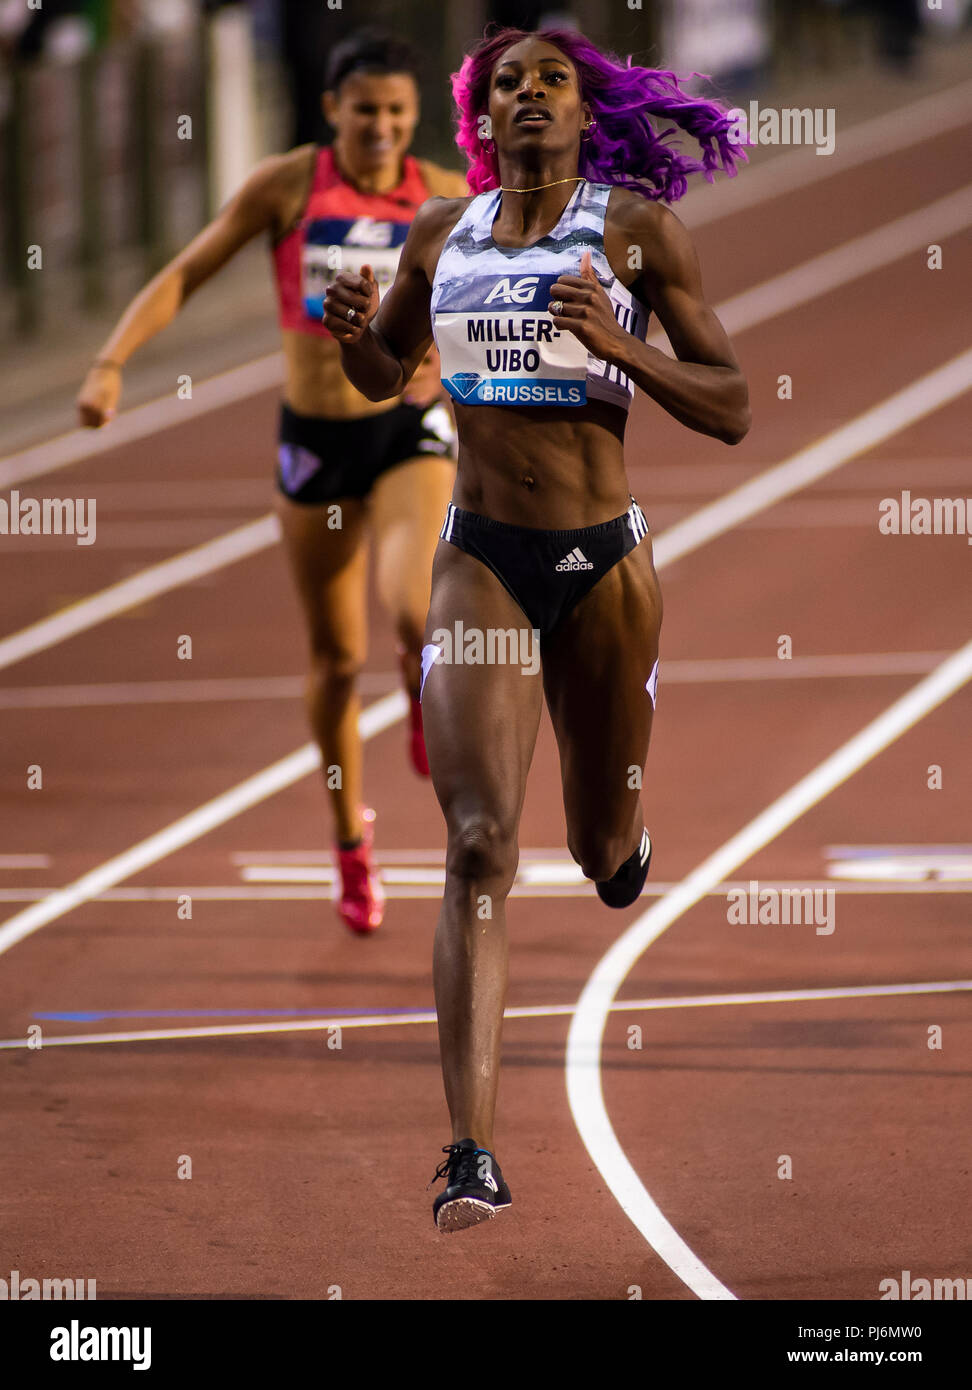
[542,536,662,829]
[422,541,543,826]
[370,455,456,616]
[274,491,370,658]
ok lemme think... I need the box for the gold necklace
[499,176,586,193]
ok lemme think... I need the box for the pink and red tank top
[273,145,434,338]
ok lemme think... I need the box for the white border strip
[566,637,972,1300]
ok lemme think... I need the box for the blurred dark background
[1,0,967,341]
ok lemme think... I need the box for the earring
[581,118,596,140]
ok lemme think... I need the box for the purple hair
[451,26,746,201]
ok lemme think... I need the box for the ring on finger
[550,299,564,316]
[345,307,357,323]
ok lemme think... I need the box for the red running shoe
[334,809,383,934]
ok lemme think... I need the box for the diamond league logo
[448,372,482,399]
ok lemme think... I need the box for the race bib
[301,216,408,320]
[433,272,589,406]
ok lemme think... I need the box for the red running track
[0,86,970,1301]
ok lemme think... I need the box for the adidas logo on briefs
[556,547,594,572]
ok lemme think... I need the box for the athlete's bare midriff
[280,331,399,419]
[449,398,631,528]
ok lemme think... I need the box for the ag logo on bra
[344,217,394,247]
[483,275,539,305]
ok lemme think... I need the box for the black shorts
[439,498,650,640]
[277,400,456,504]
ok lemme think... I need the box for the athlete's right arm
[77,153,297,427]
[323,196,459,402]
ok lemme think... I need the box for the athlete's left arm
[551,199,750,445]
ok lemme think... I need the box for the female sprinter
[323,27,750,1227]
[76,31,468,934]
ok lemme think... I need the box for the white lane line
[0,653,948,710]
[647,184,972,358]
[644,652,949,682]
[63,478,269,508]
[710,184,972,340]
[646,456,972,496]
[0,878,969,904]
[0,672,395,710]
[0,855,51,869]
[0,354,284,491]
[653,347,972,569]
[2,978,968,1050]
[642,186,972,355]
[232,847,451,864]
[5,193,969,675]
[566,637,972,1301]
[0,514,280,675]
[39,519,261,550]
[679,77,972,228]
[0,691,405,959]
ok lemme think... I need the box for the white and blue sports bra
[430,179,650,410]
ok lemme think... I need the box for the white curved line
[566,638,972,1298]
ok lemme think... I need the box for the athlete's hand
[323,264,380,344]
[77,363,122,428]
[549,250,627,362]
[403,345,445,408]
